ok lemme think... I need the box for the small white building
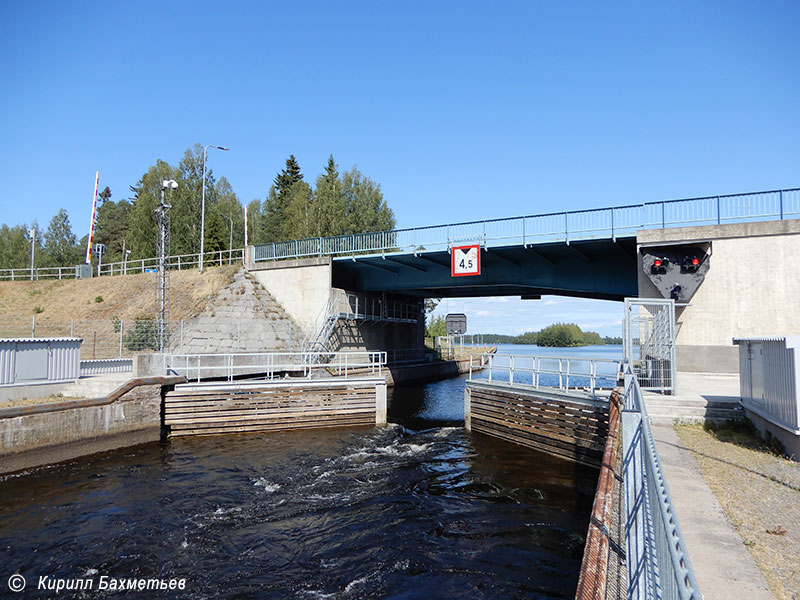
[733,336,800,458]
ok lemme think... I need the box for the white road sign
[451,244,481,277]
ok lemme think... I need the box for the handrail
[622,365,700,600]
[164,351,387,383]
[467,353,620,397]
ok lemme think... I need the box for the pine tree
[310,155,346,237]
[262,155,304,242]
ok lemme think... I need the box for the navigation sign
[446,313,467,336]
[451,244,481,277]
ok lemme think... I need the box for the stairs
[642,371,745,424]
[643,394,745,425]
[60,373,132,399]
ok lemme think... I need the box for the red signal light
[691,257,700,266]
[654,259,662,267]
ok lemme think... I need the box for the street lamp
[28,227,36,281]
[224,213,233,264]
[124,249,131,275]
[200,144,230,272]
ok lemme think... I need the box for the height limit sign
[451,244,481,277]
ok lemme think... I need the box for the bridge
[248,187,800,373]
[251,188,799,301]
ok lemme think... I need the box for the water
[0,345,618,599]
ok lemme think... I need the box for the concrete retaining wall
[0,376,184,474]
[248,257,332,337]
[638,220,800,372]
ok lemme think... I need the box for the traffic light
[683,255,702,273]
[651,257,669,274]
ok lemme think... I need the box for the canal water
[0,345,621,599]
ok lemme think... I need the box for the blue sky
[1,1,798,336]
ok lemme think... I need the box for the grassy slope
[0,265,238,330]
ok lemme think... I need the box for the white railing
[164,351,386,383]
[0,248,245,281]
[467,353,621,397]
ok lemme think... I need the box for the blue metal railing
[253,187,800,261]
[622,365,700,600]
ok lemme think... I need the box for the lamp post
[28,227,36,281]
[224,214,233,264]
[124,249,131,275]
[200,144,230,272]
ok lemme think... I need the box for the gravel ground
[0,394,85,408]
[675,423,800,600]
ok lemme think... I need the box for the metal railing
[622,365,700,600]
[335,292,420,323]
[0,248,245,281]
[253,187,800,261]
[164,351,386,382]
[467,353,620,397]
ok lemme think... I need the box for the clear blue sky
[1,1,798,335]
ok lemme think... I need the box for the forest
[0,146,394,269]
[426,316,621,346]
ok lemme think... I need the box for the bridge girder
[332,237,638,301]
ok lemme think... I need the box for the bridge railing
[467,353,621,397]
[252,187,800,262]
[622,365,701,600]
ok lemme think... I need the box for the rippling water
[0,356,603,599]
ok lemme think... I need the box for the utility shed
[0,338,83,386]
[733,336,800,457]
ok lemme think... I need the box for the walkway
[647,371,774,600]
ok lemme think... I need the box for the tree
[341,166,395,234]
[246,198,265,245]
[425,315,447,337]
[0,224,33,269]
[262,155,304,242]
[284,181,314,239]
[94,195,132,263]
[127,159,178,259]
[309,155,346,237]
[42,209,80,266]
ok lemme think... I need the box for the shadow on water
[0,366,599,599]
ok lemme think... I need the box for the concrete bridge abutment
[638,220,800,373]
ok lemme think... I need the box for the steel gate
[623,298,677,394]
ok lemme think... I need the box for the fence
[253,187,800,262]
[0,248,245,281]
[164,351,387,382]
[467,353,620,397]
[0,318,203,360]
[623,298,677,394]
[622,366,700,600]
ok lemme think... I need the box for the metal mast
[156,180,177,352]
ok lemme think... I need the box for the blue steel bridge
[252,188,800,301]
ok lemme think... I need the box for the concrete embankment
[387,357,479,386]
[0,376,184,475]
